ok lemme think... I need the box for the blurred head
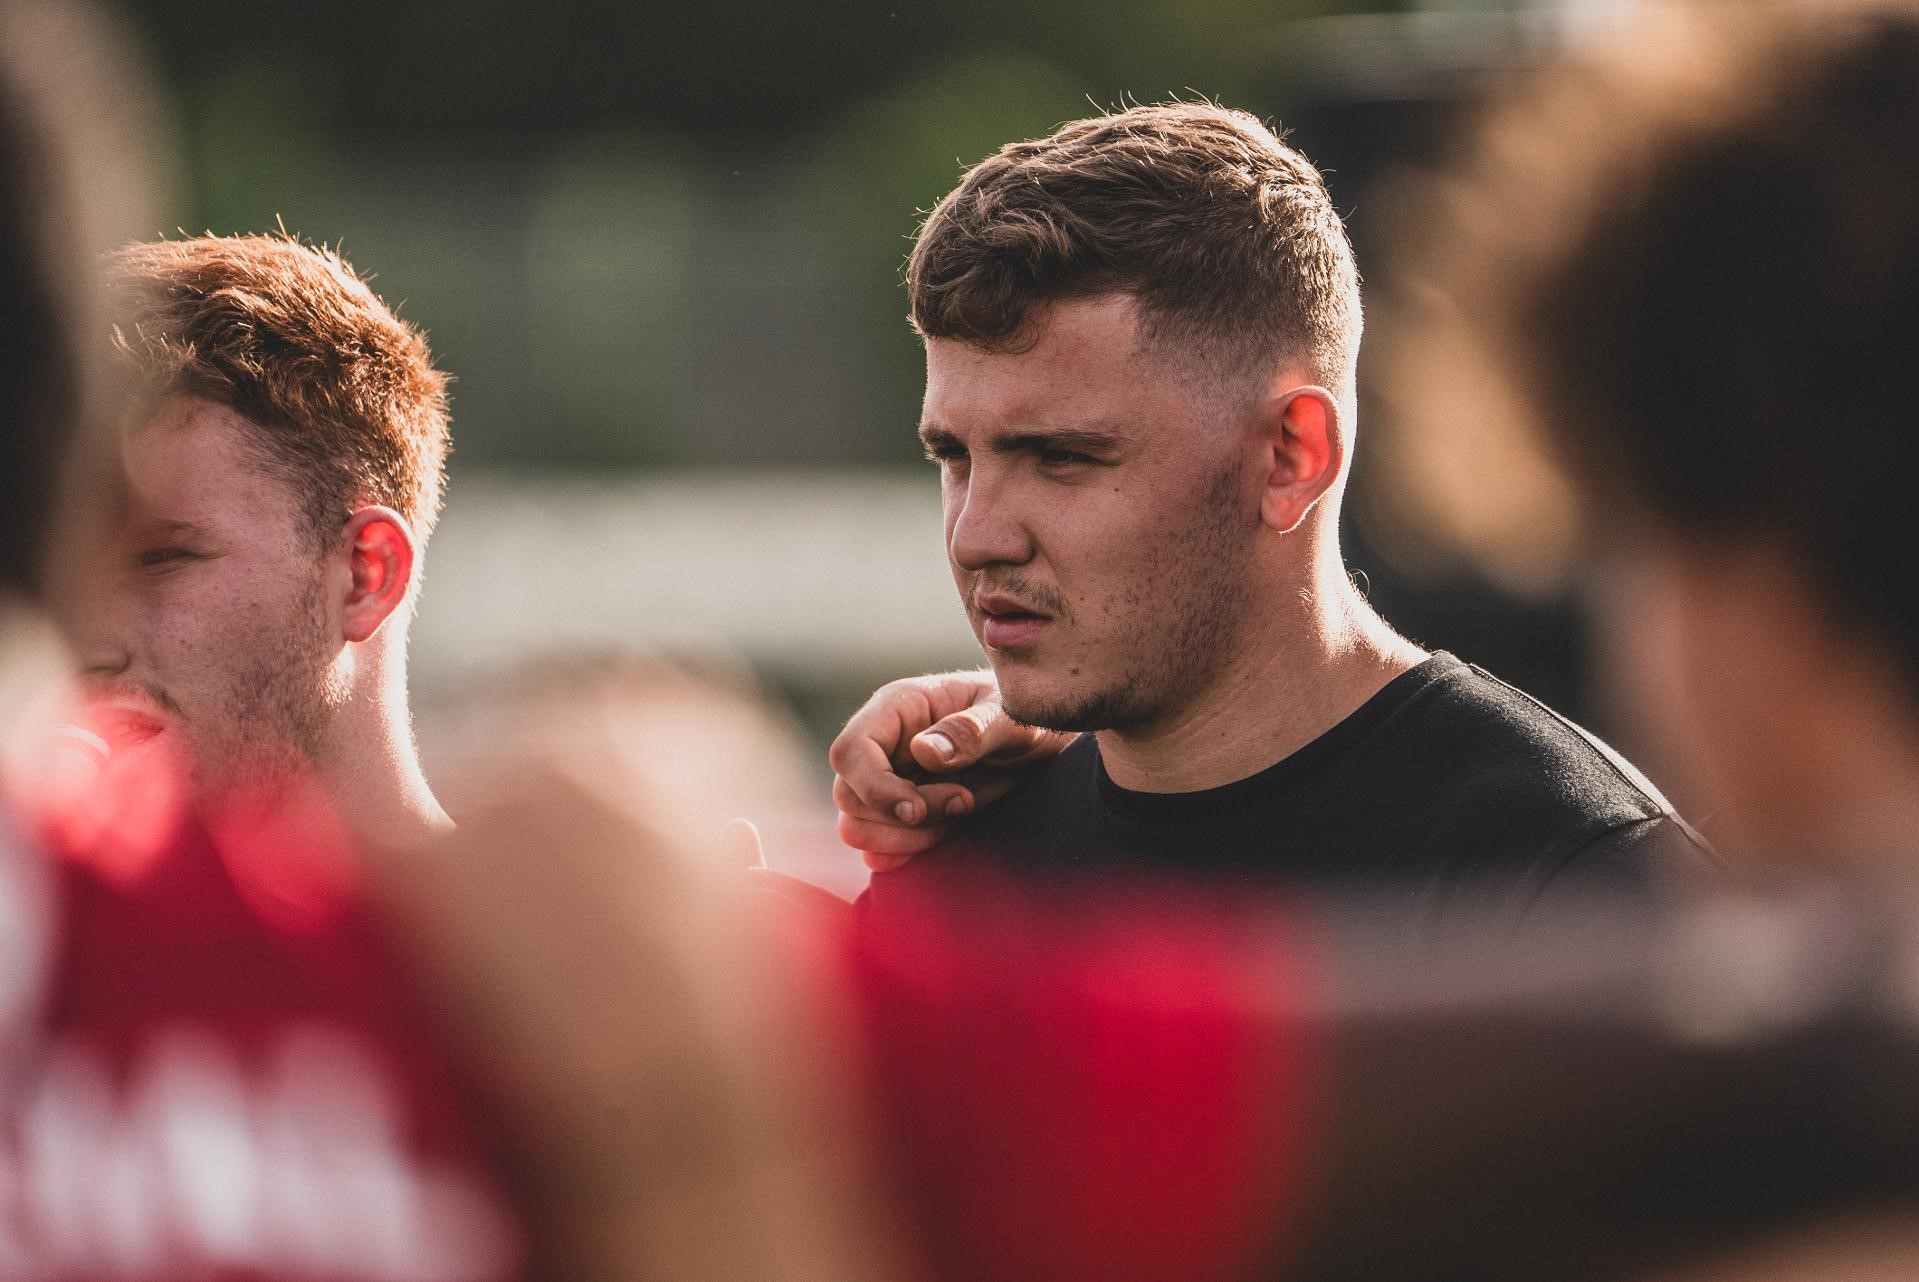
[909,103,1362,731]
[0,98,82,605]
[1398,7,1919,863]
[77,235,450,799]
[0,0,162,611]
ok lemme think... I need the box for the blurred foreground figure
[835,102,1706,925]
[0,7,537,1279]
[1388,0,1919,885]
[0,12,902,1277]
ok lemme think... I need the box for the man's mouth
[82,700,169,749]
[974,593,1055,650]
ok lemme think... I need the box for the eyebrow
[918,423,1127,454]
[132,518,213,540]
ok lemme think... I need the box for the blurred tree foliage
[115,0,1417,469]
[123,0,1392,141]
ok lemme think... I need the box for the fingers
[907,699,1051,772]
[830,670,1046,868]
[830,726,932,824]
[837,810,946,865]
[829,680,945,817]
[832,775,973,836]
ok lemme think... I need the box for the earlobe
[1259,385,1344,533]
[337,507,417,644]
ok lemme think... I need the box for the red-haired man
[76,234,452,841]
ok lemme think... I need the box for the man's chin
[185,749,320,816]
[998,676,1139,736]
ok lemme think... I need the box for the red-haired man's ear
[338,507,417,644]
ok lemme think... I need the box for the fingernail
[945,796,970,818]
[894,800,920,823]
[921,732,955,761]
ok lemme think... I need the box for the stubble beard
[1000,459,1256,736]
[192,569,347,806]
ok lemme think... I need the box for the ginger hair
[109,233,450,547]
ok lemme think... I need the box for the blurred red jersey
[0,757,525,1282]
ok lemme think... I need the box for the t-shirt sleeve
[1529,812,1717,910]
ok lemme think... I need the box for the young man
[842,103,1705,914]
[77,234,452,842]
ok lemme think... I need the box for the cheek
[134,581,232,663]
[1060,495,1194,601]
[140,570,316,671]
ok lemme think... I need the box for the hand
[828,669,1072,871]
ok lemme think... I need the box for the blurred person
[1383,1,1919,882]
[78,233,451,842]
[0,21,903,1279]
[839,102,1707,918]
[1362,1,1919,1274]
[0,6,546,1278]
[417,649,870,895]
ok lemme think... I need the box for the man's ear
[1256,384,1344,534]
[336,506,418,644]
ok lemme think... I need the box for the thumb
[911,702,1015,772]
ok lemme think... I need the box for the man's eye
[1037,448,1095,467]
[924,444,967,464]
[135,547,196,569]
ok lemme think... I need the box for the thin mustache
[970,574,1069,618]
[83,679,183,718]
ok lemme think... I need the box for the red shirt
[0,764,525,1281]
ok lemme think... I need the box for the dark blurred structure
[1258,8,1617,717]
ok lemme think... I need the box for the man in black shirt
[921,655,1695,914]
[834,103,1706,911]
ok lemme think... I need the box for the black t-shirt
[865,654,1711,922]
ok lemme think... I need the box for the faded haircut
[907,102,1362,399]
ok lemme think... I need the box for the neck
[1096,547,1426,794]
[310,642,450,846]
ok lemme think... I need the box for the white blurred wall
[414,467,979,688]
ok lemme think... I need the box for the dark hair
[0,0,166,601]
[109,234,452,548]
[0,81,77,598]
[908,102,1361,388]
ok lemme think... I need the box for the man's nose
[63,584,133,679]
[948,469,1035,572]
[75,642,131,681]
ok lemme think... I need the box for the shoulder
[858,736,1101,914]
[943,734,1102,847]
[1389,660,1675,823]
[1372,658,1713,885]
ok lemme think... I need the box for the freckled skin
[924,297,1260,734]
[76,397,344,800]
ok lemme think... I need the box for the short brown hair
[907,102,1361,390]
[108,233,450,546]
